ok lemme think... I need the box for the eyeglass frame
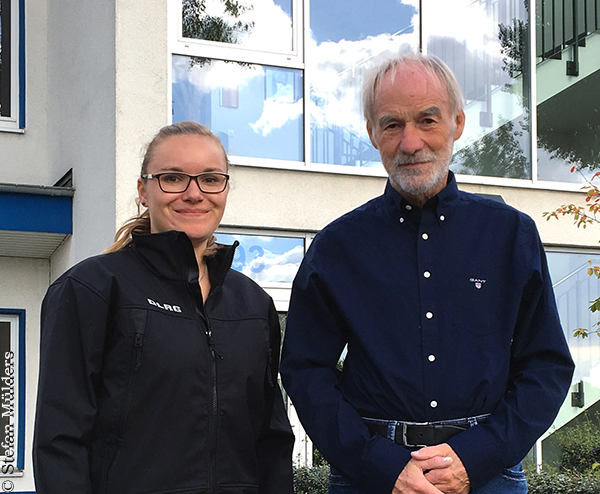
[141,172,230,194]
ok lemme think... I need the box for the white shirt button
[423,271,431,278]
[426,311,434,319]
[405,204,412,210]
[399,217,405,223]
[440,215,445,221]
[428,354,436,362]
[430,400,438,408]
[422,233,429,240]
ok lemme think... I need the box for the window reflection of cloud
[236,0,293,51]
[308,33,418,140]
[425,0,500,58]
[201,0,292,51]
[215,235,304,282]
[251,99,303,136]
[172,58,265,95]
[242,245,304,282]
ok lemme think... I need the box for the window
[539,250,600,463]
[308,0,417,169]
[0,310,25,473]
[173,57,303,161]
[422,0,532,180]
[0,0,23,131]
[547,250,600,387]
[182,0,295,54]
[214,231,308,310]
[536,0,600,183]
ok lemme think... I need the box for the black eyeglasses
[142,172,230,194]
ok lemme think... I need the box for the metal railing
[311,124,380,168]
[537,0,600,74]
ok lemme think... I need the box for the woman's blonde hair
[104,121,229,255]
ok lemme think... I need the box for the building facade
[1,0,599,490]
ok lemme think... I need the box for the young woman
[33,122,294,494]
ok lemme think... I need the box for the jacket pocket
[109,309,149,470]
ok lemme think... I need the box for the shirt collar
[383,171,459,224]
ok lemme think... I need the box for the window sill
[0,469,23,477]
[0,126,25,134]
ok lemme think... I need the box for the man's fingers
[415,455,453,471]
[411,444,452,461]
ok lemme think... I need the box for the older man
[280,53,574,494]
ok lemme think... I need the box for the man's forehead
[381,63,444,93]
[374,64,450,112]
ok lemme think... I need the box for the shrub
[527,469,600,494]
[293,465,329,494]
[555,415,600,473]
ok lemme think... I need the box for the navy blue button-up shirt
[281,173,574,493]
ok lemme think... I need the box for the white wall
[114,0,170,231]
[222,165,596,248]
[46,0,118,267]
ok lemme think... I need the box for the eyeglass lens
[158,173,227,193]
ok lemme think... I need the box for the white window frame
[0,0,23,133]
[0,310,24,475]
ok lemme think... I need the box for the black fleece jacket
[33,231,294,494]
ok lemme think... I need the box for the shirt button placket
[419,212,439,418]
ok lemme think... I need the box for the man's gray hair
[362,52,464,125]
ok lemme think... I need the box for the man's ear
[367,120,379,149]
[453,110,466,142]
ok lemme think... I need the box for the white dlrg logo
[147,298,182,312]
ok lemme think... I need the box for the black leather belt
[366,421,474,448]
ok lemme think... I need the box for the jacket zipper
[196,306,221,494]
[134,332,144,370]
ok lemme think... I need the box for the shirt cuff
[448,425,504,491]
[358,435,412,493]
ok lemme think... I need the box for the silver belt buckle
[402,423,427,448]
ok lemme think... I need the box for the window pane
[308,0,418,168]
[548,251,600,386]
[173,56,303,161]
[215,233,304,283]
[544,251,600,461]
[182,0,293,53]
[536,0,600,183]
[425,0,532,180]
[0,0,12,118]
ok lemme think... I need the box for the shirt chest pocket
[451,274,504,337]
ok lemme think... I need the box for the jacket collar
[131,231,237,290]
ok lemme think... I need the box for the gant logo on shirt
[469,278,486,289]
[147,298,182,312]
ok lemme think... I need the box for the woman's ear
[137,178,148,208]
